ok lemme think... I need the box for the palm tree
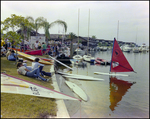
[68,32,77,58]
[41,19,67,45]
[92,35,96,39]
[19,18,34,52]
[26,16,45,36]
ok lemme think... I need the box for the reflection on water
[55,51,149,117]
[109,76,136,111]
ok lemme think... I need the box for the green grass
[1,56,57,118]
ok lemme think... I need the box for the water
[55,50,149,118]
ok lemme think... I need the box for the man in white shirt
[17,62,50,81]
[32,58,53,77]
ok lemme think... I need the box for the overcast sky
[1,1,149,45]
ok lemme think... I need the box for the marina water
[55,50,149,118]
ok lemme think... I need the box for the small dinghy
[95,58,110,65]
[56,53,71,64]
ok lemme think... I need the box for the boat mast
[87,9,90,55]
[117,20,119,41]
[77,9,80,55]
[135,27,138,46]
[78,9,80,47]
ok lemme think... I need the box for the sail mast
[78,9,80,48]
[135,27,138,45]
[109,38,115,73]
[87,9,90,55]
[117,20,119,41]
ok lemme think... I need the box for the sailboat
[133,28,140,53]
[83,9,95,63]
[72,9,84,64]
[94,38,135,76]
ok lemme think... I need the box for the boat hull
[83,55,95,63]
[56,53,71,64]
[95,58,110,65]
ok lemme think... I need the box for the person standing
[41,42,48,55]
[52,45,56,56]
[11,39,15,48]
[1,39,5,47]
[38,41,42,49]
[56,44,59,55]
[34,40,39,50]
[20,40,24,52]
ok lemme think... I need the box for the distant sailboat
[94,38,136,76]
[133,28,140,53]
[73,9,83,63]
[83,9,95,63]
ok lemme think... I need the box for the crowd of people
[1,38,62,82]
[1,38,64,57]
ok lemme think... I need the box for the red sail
[110,38,134,72]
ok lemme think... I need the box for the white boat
[133,28,140,53]
[139,44,147,52]
[133,47,139,53]
[93,46,100,51]
[99,46,108,51]
[70,59,87,66]
[94,38,136,77]
[120,45,132,52]
[147,46,149,52]
[74,47,84,55]
[73,55,83,60]
[83,54,95,63]
[83,9,95,63]
[72,9,83,64]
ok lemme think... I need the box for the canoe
[8,48,30,52]
[15,51,53,65]
[25,48,51,56]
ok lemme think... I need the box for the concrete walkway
[49,64,70,118]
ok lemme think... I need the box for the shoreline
[49,64,70,118]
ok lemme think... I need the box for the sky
[1,1,149,46]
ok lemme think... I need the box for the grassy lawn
[1,56,57,118]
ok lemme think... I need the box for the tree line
[1,14,68,50]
